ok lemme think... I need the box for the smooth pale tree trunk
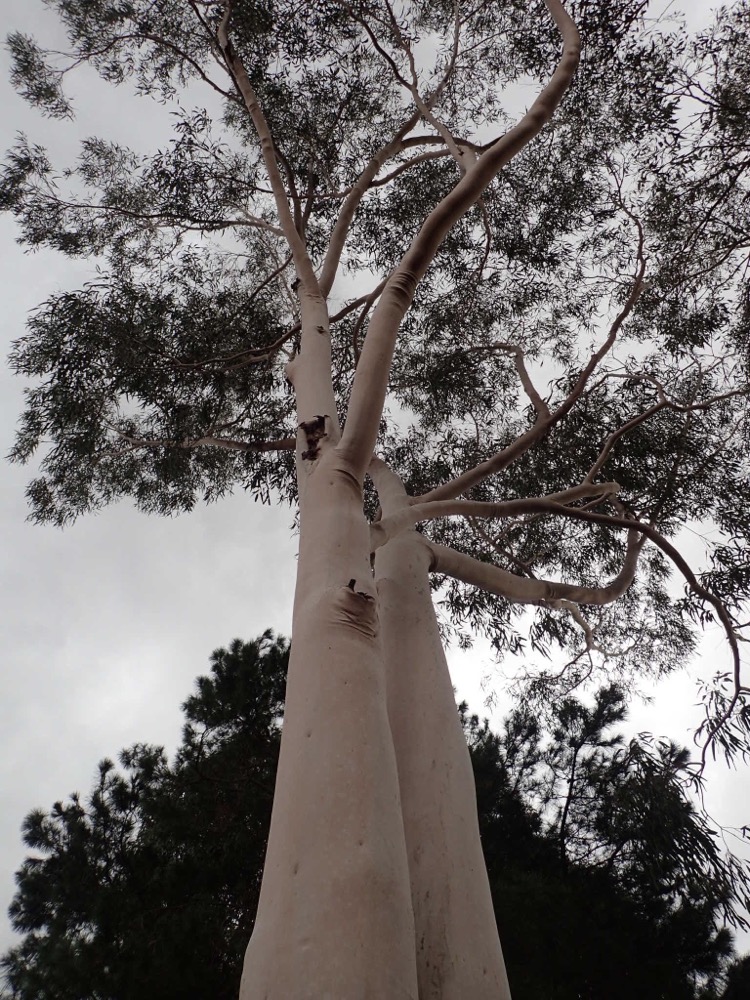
[231,7,578,992]
[240,452,418,999]
[373,465,512,999]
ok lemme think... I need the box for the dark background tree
[2,635,747,999]
[1,633,287,1000]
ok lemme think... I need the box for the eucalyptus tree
[3,0,750,997]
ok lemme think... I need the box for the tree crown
[3,0,750,757]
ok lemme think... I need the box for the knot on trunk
[299,415,328,460]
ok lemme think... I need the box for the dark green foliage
[2,632,286,1000]
[719,955,750,999]
[6,33,72,119]
[8,245,296,523]
[470,684,747,999]
[2,640,747,999]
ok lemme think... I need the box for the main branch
[338,0,581,481]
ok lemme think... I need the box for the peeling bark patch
[333,585,379,637]
[346,578,374,601]
[299,415,327,460]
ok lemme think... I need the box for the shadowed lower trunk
[372,459,511,999]
[376,530,511,999]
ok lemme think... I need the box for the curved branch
[314,136,484,205]
[369,148,454,190]
[59,28,235,101]
[586,382,749,482]
[399,496,744,757]
[384,485,744,756]
[419,235,647,502]
[537,507,745,765]
[586,401,666,481]
[426,529,642,607]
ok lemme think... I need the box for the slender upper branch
[216,3,318,293]
[183,434,296,452]
[318,110,421,297]
[332,280,388,325]
[315,136,483,204]
[586,402,666,482]
[368,148,456,189]
[36,193,284,238]
[418,234,647,502]
[586,382,749,482]
[338,0,580,481]
[104,429,296,453]
[371,481,621,550]
[486,342,551,418]
[396,3,466,173]
[216,2,341,439]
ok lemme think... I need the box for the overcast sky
[2,0,748,965]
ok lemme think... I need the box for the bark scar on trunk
[347,578,374,600]
[299,414,328,460]
[333,584,379,637]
